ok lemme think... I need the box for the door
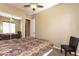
[25,19,30,37]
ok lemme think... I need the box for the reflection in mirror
[0,16,22,40]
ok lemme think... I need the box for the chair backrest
[69,36,79,50]
[17,31,22,38]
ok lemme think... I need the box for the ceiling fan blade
[37,5,43,8]
[24,5,30,7]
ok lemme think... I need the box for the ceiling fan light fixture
[30,3,38,11]
[24,3,43,11]
[30,4,37,9]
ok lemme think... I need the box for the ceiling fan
[24,3,43,11]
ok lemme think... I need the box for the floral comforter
[0,38,53,56]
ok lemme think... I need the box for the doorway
[30,19,35,37]
[25,19,30,37]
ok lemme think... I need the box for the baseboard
[53,46,79,56]
[53,46,61,50]
[43,49,53,56]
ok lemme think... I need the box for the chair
[61,36,79,56]
[17,31,22,38]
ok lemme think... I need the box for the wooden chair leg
[69,52,71,55]
[74,51,76,56]
[65,51,67,56]
[61,47,62,53]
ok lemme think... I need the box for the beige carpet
[48,48,75,56]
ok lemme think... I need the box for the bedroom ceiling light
[30,3,37,11]
[24,3,43,11]
[30,3,37,8]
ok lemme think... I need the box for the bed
[0,37,53,56]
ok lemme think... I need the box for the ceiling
[8,3,58,15]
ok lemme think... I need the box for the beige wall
[0,4,31,37]
[14,19,21,33]
[35,3,79,53]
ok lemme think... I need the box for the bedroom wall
[35,3,79,53]
[0,4,31,37]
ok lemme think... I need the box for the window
[3,22,15,33]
